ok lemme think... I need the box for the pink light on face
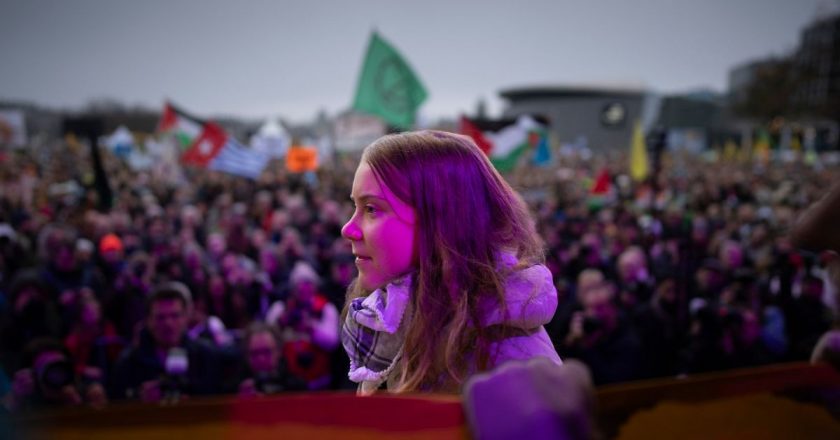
[341,161,417,291]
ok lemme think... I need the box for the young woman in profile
[340,131,561,395]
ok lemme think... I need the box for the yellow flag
[754,129,771,163]
[723,139,738,162]
[629,121,649,181]
[791,135,802,152]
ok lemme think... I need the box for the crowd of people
[0,134,837,411]
[539,152,838,384]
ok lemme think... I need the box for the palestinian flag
[460,115,549,172]
[587,167,612,210]
[158,102,204,150]
[590,168,611,195]
[181,122,228,167]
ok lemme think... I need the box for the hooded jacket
[480,260,563,367]
[343,254,562,394]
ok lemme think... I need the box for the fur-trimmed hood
[478,253,558,330]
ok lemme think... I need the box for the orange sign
[285,146,319,172]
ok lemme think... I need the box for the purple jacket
[480,261,563,367]
[346,256,562,394]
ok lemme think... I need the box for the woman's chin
[358,275,384,292]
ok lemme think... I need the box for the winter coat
[347,256,562,394]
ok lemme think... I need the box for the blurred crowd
[540,152,839,384]
[0,138,838,411]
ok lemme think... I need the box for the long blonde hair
[345,131,544,392]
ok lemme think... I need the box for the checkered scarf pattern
[341,274,412,387]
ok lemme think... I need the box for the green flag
[353,32,428,129]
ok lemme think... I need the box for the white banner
[250,119,290,158]
[0,110,27,148]
[334,112,386,152]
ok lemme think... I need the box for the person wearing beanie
[98,234,124,257]
[265,261,339,390]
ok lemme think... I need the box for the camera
[283,307,306,329]
[36,359,74,391]
[281,298,314,329]
[132,261,147,278]
[253,372,284,395]
[160,348,189,400]
[582,316,603,334]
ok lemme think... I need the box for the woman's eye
[364,205,378,215]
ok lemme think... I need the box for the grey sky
[0,0,834,123]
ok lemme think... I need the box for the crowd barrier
[9,362,840,439]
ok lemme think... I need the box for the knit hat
[290,261,320,286]
[99,233,124,254]
[76,238,94,254]
[0,223,16,240]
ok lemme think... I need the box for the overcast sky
[0,0,835,123]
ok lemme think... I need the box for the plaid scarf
[341,274,412,390]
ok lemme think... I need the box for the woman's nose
[341,218,362,241]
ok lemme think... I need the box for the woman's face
[342,161,417,291]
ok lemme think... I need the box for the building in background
[728,58,788,111]
[727,10,840,151]
[656,90,731,151]
[792,11,840,123]
[499,84,648,151]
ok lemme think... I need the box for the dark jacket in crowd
[231,360,308,395]
[110,329,223,400]
[561,314,644,385]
